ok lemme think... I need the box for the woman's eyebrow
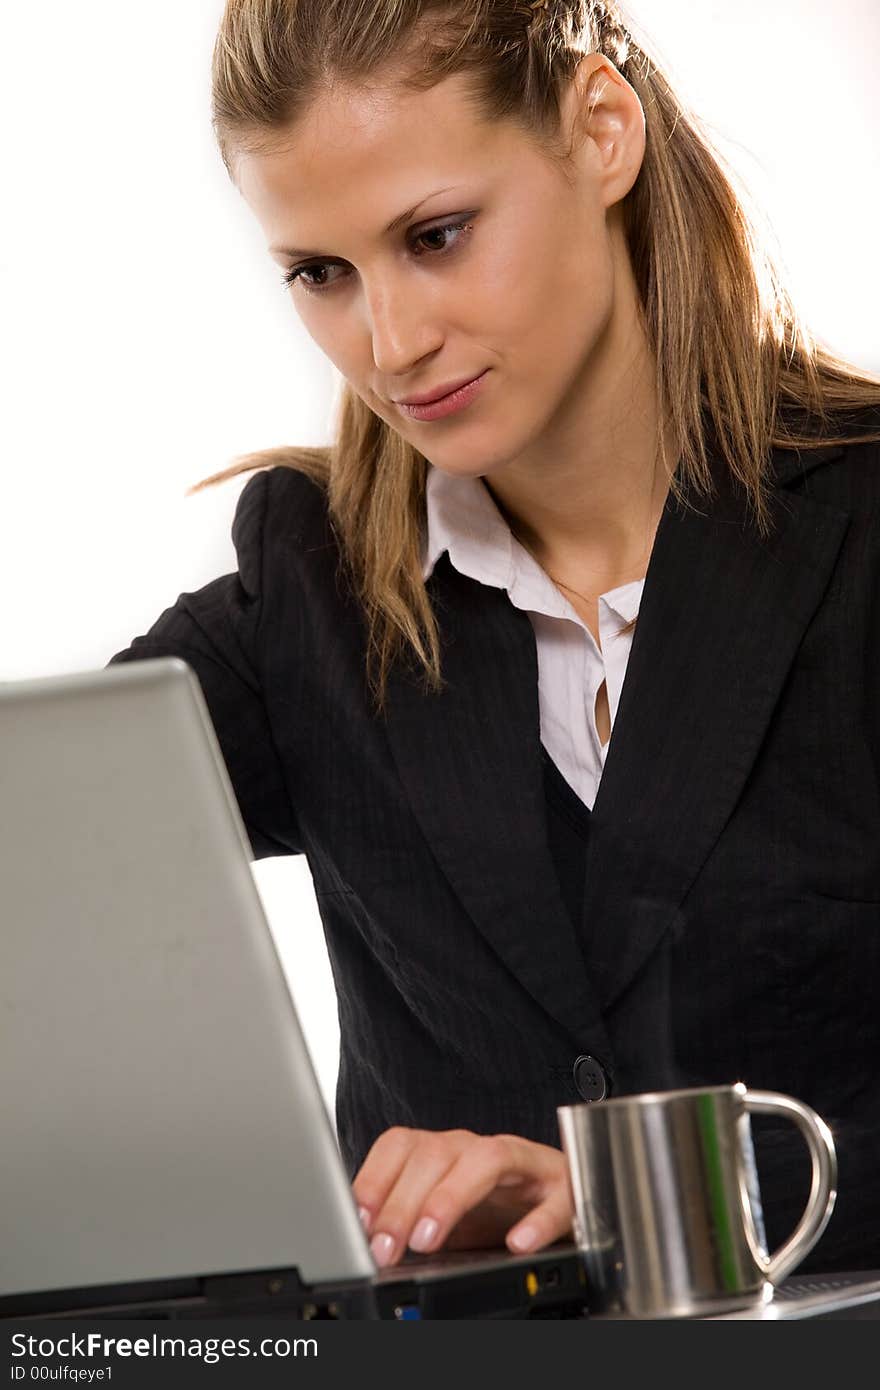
[269,185,463,258]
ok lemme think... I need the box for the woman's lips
[395,370,490,421]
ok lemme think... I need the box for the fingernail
[409,1217,439,1252]
[370,1232,396,1267]
[358,1205,372,1234]
[508,1224,538,1252]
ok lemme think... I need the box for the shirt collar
[421,463,515,590]
[421,463,645,624]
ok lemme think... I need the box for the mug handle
[742,1088,838,1285]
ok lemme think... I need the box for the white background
[3,1,878,1123]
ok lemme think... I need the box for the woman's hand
[351,1126,574,1268]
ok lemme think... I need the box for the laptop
[0,658,589,1321]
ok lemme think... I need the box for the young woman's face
[236,67,634,479]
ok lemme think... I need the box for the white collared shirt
[421,464,644,811]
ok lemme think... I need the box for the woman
[111,0,880,1274]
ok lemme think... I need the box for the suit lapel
[383,555,608,1052]
[383,440,849,1042]
[583,444,850,1010]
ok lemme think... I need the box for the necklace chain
[547,574,600,605]
[513,532,652,606]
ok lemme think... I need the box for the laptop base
[0,1267,378,1322]
[0,1250,592,1321]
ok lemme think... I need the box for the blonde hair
[198,0,880,712]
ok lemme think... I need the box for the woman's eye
[411,219,473,257]
[284,261,346,291]
[281,216,475,294]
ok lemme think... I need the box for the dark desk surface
[704,1272,880,1320]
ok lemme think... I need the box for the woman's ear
[562,53,646,208]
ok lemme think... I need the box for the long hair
[198,0,880,712]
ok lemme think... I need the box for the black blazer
[109,424,880,1273]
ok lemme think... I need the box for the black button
[573,1054,608,1102]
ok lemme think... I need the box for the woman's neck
[483,365,676,596]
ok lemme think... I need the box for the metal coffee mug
[557,1083,837,1318]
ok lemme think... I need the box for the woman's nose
[364,278,445,376]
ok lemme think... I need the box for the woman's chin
[421,434,531,481]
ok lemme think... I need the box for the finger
[351,1127,419,1235]
[505,1180,575,1255]
[406,1134,563,1253]
[364,1131,472,1267]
